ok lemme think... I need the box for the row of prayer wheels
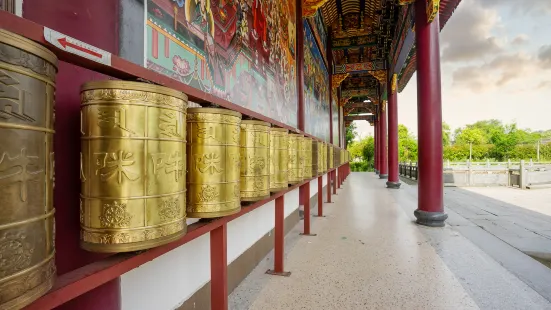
[0,29,349,309]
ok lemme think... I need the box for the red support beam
[387,73,400,189]
[332,170,337,194]
[210,224,228,310]
[379,102,388,179]
[327,173,332,203]
[266,196,291,276]
[296,0,305,131]
[300,184,316,236]
[316,176,324,217]
[374,119,379,174]
[414,0,447,227]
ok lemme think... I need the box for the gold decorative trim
[81,80,188,102]
[391,74,397,94]
[0,29,58,67]
[0,122,56,133]
[81,227,186,253]
[331,73,349,89]
[427,0,440,23]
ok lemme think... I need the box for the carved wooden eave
[339,96,352,107]
[332,73,349,89]
[427,0,440,23]
[398,0,416,5]
[303,0,330,17]
[371,70,387,84]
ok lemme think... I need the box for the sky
[355,0,551,139]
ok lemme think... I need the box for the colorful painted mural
[331,92,338,145]
[307,12,327,64]
[303,21,329,142]
[145,0,298,127]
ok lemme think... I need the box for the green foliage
[347,135,374,172]
[346,122,357,147]
[442,122,451,146]
[398,124,418,162]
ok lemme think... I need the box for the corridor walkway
[229,173,551,310]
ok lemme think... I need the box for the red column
[296,0,305,131]
[332,170,337,194]
[374,120,379,174]
[379,104,388,179]
[266,196,291,276]
[300,184,316,236]
[387,74,401,188]
[316,176,324,217]
[413,0,447,227]
[326,172,332,203]
[210,224,228,310]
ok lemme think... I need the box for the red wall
[23,1,121,309]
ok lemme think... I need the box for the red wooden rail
[0,11,349,310]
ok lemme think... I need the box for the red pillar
[332,170,337,194]
[315,176,324,217]
[210,224,228,310]
[300,184,316,236]
[414,0,447,227]
[379,104,388,179]
[374,120,379,174]
[266,196,291,276]
[387,74,401,188]
[296,0,305,131]
[326,172,332,203]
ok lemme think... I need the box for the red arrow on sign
[58,37,102,59]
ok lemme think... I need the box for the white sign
[44,27,112,66]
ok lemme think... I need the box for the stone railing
[399,161,551,189]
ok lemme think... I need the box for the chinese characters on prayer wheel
[186,108,242,218]
[302,137,313,180]
[288,134,304,184]
[80,81,188,253]
[0,30,57,309]
[269,127,289,192]
[240,120,271,202]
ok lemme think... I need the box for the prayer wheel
[318,142,324,174]
[269,127,289,192]
[329,144,334,170]
[302,137,313,179]
[80,81,188,253]
[341,149,345,165]
[288,134,304,184]
[240,120,271,201]
[312,140,319,177]
[0,29,57,310]
[322,142,328,173]
[186,108,242,218]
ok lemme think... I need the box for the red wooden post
[379,102,388,179]
[300,184,316,236]
[266,196,291,276]
[374,119,379,174]
[210,224,228,310]
[315,176,324,216]
[387,73,401,189]
[414,0,447,227]
[296,0,305,131]
[326,172,332,203]
[332,170,337,194]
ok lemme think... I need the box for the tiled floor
[229,173,551,310]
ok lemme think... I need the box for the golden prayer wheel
[0,30,57,310]
[80,81,188,253]
[329,145,334,170]
[240,120,271,201]
[186,108,242,218]
[302,137,312,179]
[312,140,319,177]
[269,127,289,192]
[341,149,345,165]
[318,142,325,174]
[288,134,304,184]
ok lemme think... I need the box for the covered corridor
[230,173,551,310]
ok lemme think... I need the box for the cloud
[481,0,551,15]
[512,34,529,45]
[537,81,551,89]
[441,0,503,62]
[538,45,551,68]
[451,53,546,92]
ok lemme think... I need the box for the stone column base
[386,181,401,189]
[379,174,388,179]
[414,209,448,227]
[375,169,379,175]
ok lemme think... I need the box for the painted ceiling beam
[332,35,378,49]
[344,114,375,122]
[333,60,387,74]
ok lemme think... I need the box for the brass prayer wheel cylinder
[312,140,319,177]
[329,144,334,169]
[302,137,313,179]
[288,134,304,184]
[318,142,324,174]
[269,127,289,192]
[341,149,345,165]
[321,143,327,173]
[80,81,188,253]
[0,30,57,310]
[240,120,271,202]
[186,108,242,218]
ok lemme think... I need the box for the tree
[455,127,487,145]
[398,124,418,162]
[346,122,357,147]
[442,122,451,146]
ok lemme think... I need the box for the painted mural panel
[303,21,329,142]
[146,0,298,127]
[332,92,338,145]
[307,12,327,63]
